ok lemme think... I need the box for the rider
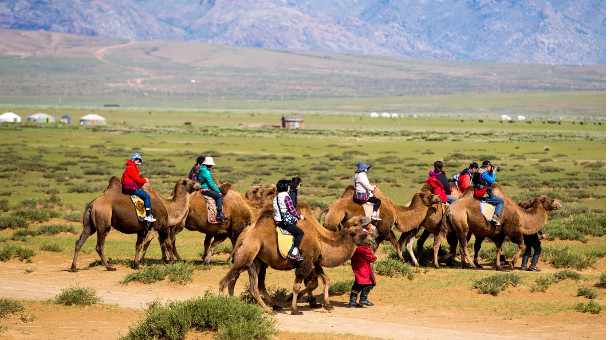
[121,153,156,222]
[427,161,456,204]
[188,155,205,181]
[273,179,305,261]
[457,162,479,193]
[473,160,504,226]
[353,161,382,221]
[198,156,228,220]
[289,177,302,207]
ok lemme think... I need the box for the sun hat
[202,157,216,166]
[359,216,371,228]
[355,161,371,173]
[131,153,142,163]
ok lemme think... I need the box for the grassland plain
[0,111,605,339]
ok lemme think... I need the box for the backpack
[472,169,490,198]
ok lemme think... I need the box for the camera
[493,166,502,172]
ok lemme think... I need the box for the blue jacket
[482,171,496,185]
[198,166,220,193]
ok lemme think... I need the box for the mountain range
[0,0,605,65]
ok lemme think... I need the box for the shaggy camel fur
[444,185,561,270]
[321,185,440,266]
[219,205,374,315]
[140,183,264,264]
[70,177,199,271]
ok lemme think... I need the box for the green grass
[0,298,24,318]
[328,280,354,296]
[54,286,101,306]
[594,272,605,288]
[122,293,276,340]
[122,262,197,285]
[375,259,414,279]
[543,246,604,270]
[0,244,35,262]
[574,300,604,314]
[473,273,522,296]
[576,287,598,299]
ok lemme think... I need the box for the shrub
[531,275,559,292]
[375,259,414,279]
[328,280,353,296]
[0,245,14,261]
[11,209,56,222]
[122,262,196,285]
[473,273,521,296]
[11,229,38,241]
[40,242,63,252]
[0,215,28,230]
[0,298,24,318]
[594,272,605,288]
[38,223,76,235]
[122,293,276,340]
[574,300,604,314]
[544,246,602,270]
[87,258,132,268]
[14,247,35,261]
[553,270,581,281]
[62,211,82,222]
[577,287,598,299]
[16,199,39,209]
[0,199,10,212]
[54,286,101,306]
[544,214,606,242]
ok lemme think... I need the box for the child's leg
[349,282,364,308]
[134,189,152,213]
[282,223,304,249]
[359,284,374,306]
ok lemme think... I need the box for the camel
[244,184,276,205]
[70,177,200,271]
[444,185,561,270]
[320,185,441,266]
[219,205,374,315]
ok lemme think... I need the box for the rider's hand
[145,178,149,183]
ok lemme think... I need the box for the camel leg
[432,233,444,269]
[402,229,420,267]
[382,230,406,263]
[133,231,146,269]
[70,212,96,272]
[247,263,273,313]
[139,228,158,262]
[201,234,213,261]
[256,261,280,311]
[416,229,431,264]
[442,232,458,263]
[457,231,476,269]
[317,267,333,311]
[95,226,115,271]
[203,235,228,265]
[219,265,245,295]
[291,278,305,315]
[472,236,484,269]
[511,235,525,271]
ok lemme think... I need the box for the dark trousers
[351,282,374,293]
[134,189,151,211]
[523,233,542,257]
[481,194,504,216]
[203,190,224,214]
[281,222,304,249]
[367,196,381,212]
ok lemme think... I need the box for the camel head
[178,178,201,193]
[419,191,442,206]
[535,195,562,212]
[343,216,379,240]
[345,226,375,247]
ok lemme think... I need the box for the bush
[122,293,276,340]
[0,298,24,318]
[545,213,606,242]
[0,199,10,212]
[122,262,196,285]
[594,272,605,288]
[11,209,56,222]
[38,223,76,235]
[553,269,581,281]
[16,199,39,209]
[11,229,38,241]
[473,273,521,296]
[40,242,63,252]
[544,246,602,270]
[0,215,29,230]
[0,245,35,262]
[328,280,353,296]
[62,211,82,222]
[577,287,598,299]
[375,259,414,279]
[574,300,604,314]
[531,275,559,292]
[54,286,101,306]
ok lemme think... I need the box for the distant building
[410,114,418,118]
[80,114,106,125]
[281,115,303,129]
[381,112,391,118]
[369,112,379,118]
[391,113,399,118]
[0,112,21,123]
[27,113,55,123]
[517,115,526,121]
[500,114,512,121]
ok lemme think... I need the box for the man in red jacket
[349,216,377,308]
[457,162,479,193]
[121,153,156,222]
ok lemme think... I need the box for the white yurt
[410,114,418,118]
[500,114,512,121]
[0,112,21,123]
[517,115,526,121]
[27,113,55,123]
[381,112,391,118]
[369,112,379,118]
[79,114,106,125]
[391,113,399,118]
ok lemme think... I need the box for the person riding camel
[273,179,305,261]
[349,216,377,308]
[198,156,228,220]
[353,161,382,221]
[289,177,302,207]
[473,160,504,226]
[457,162,479,194]
[189,155,205,181]
[121,153,156,222]
[426,161,457,204]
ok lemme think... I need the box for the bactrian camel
[219,204,374,315]
[321,185,440,266]
[444,185,561,270]
[70,177,200,271]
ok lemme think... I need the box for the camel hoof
[107,267,117,271]
[69,267,78,272]
[272,305,283,311]
[291,310,303,315]
[323,304,333,311]
[265,308,276,315]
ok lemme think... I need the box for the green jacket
[198,165,220,193]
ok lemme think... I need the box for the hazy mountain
[0,0,604,65]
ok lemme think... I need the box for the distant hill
[0,0,604,65]
[0,29,604,113]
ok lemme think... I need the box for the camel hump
[339,185,355,198]
[219,182,233,195]
[107,176,122,191]
[420,182,433,193]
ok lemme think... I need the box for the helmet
[131,153,143,163]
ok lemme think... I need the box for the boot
[216,211,228,220]
[348,292,363,308]
[520,254,530,270]
[500,254,508,266]
[527,253,541,271]
[358,286,374,306]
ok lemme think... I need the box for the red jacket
[121,160,147,189]
[426,176,447,203]
[351,246,377,285]
[458,172,471,193]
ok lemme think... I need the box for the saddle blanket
[203,194,221,224]
[361,202,380,218]
[129,195,146,222]
[479,202,495,221]
[276,226,295,259]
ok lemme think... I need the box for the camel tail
[227,239,242,263]
[318,205,331,223]
[81,201,95,235]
